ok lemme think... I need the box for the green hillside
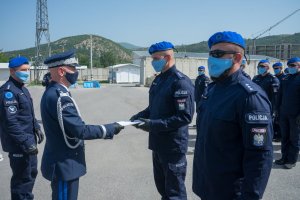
[176,32,300,53]
[3,33,300,64]
[4,34,132,68]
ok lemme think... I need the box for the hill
[4,35,132,67]
[119,42,141,50]
[175,32,300,53]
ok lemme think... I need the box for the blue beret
[148,41,175,55]
[44,49,79,68]
[272,62,283,68]
[258,59,270,65]
[287,57,300,65]
[198,66,205,70]
[8,56,29,68]
[208,31,245,49]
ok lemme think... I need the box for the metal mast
[35,0,51,82]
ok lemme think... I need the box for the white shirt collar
[59,83,69,92]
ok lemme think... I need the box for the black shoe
[274,158,285,165]
[284,163,296,169]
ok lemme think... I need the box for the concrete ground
[0,84,299,200]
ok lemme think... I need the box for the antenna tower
[35,0,51,82]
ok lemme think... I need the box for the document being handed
[116,120,143,127]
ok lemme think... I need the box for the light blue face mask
[258,67,267,75]
[288,67,298,74]
[208,56,233,78]
[274,68,281,75]
[152,59,167,72]
[15,71,29,83]
[198,71,204,76]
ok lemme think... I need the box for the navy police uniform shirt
[0,77,40,153]
[252,73,280,109]
[279,73,300,116]
[194,74,210,106]
[276,72,286,84]
[134,66,194,154]
[193,69,273,200]
[40,81,115,181]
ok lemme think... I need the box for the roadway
[0,84,299,200]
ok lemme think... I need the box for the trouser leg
[286,116,300,164]
[280,113,290,161]
[51,178,79,200]
[9,153,38,200]
[153,152,187,200]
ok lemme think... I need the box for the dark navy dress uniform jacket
[194,74,210,106]
[40,82,112,181]
[0,77,39,153]
[279,73,300,116]
[135,66,194,154]
[193,70,273,200]
[252,73,280,111]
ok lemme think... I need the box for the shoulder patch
[5,91,13,99]
[245,113,270,124]
[175,71,184,79]
[238,80,258,94]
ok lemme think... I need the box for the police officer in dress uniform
[40,50,124,200]
[194,66,210,107]
[272,62,286,142]
[192,31,273,200]
[130,41,194,200]
[0,56,44,200]
[275,57,300,169]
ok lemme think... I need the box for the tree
[0,49,9,62]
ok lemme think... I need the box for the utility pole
[35,0,51,83]
[90,35,93,80]
[252,9,300,55]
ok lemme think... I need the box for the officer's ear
[164,54,171,62]
[233,53,242,64]
[58,67,66,77]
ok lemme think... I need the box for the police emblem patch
[8,105,17,114]
[252,128,266,147]
[5,92,13,99]
[178,103,185,110]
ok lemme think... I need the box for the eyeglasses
[288,63,298,67]
[258,65,267,68]
[209,50,238,58]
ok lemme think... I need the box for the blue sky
[0,0,299,51]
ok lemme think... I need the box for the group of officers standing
[0,30,299,200]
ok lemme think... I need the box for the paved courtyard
[0,84,299,200]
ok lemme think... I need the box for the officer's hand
[137,118,151,132]
[103,123,124,139]
[112,122,124,135]
[24,145,38,155]
[130,114,139,122]
[35,128,44,144]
